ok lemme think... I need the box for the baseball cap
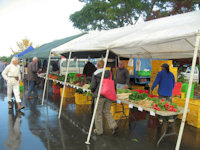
[161,63,169,68]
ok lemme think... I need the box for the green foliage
[129,91,149,101]
[10,38,33,55]
[194,82,200,90]
[117,88,131,94]
[70,0,199,31]
[151,98,178,112]
[76,88,84,94]
[57,75,65,81]
[0,55,13,63]
[86,91,93,97]
[177,74,186,83]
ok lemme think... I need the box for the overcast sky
[0,0,84,56]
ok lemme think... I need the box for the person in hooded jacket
[91,60,118,135]
[151,63,175,123]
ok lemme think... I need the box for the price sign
[150,111,155,116]
[129,104,133,108]
[138,106,143,112]
[117,100,121,104]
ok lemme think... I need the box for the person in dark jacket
[27,57,40,99]
[42,59,47,73]
[91,60,117,135]
[151,63,175,123]
[83,61,97,82]
[116,61,129,89]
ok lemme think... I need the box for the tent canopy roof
[14,46,34,58]
[22,33,86,59]
[52,11,200,59]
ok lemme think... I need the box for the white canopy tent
[52,11,200,59]
[49,11,200,149]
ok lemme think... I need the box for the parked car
[180,66,199,82]
[60,58,88,75]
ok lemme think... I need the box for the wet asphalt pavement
[0,80,200,150]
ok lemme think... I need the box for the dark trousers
[27,81,38,97]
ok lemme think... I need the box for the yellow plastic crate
[151,60,173,72]
[75,93,92,105]
[126,66,134,75]
[60,87,75,98]
[106,67,111,71]
[131,85,144,90]
[170,67,178,82]
[181,92,185,99]
[187,118,200,128]
[173,97,200,127]
[121,60,129,67]
[110,103,130,120]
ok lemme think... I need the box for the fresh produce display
[137,100,152,108]
[151,98,178,112]
[117,89,131,94]
[82,84,90,89]
[46,73,90,89]
[45,72,180,113]
[57,75,65,81]
[69,75,87,86]
[117,90,179,112]
[86,91,93,97]
[129,91,149,101]
[117,93,131,100]
[76,89,84,94]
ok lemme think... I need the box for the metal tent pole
[175,31,200,150]
[58,51,72,119]
[22,59,25,81]
[41,52,52,105]
[118,56,120,64]
[85,49,110,144]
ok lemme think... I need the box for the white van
[180,66,199,82]
[60,58,89,75]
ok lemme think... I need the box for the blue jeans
[27,81,38,97]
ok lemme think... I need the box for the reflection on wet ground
[0,81,200,150]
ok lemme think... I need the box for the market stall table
[117,98,184,146]
[39,73,185,146]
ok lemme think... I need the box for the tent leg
[85,49,110,145]
[22,59,25,81]
[175,31,200,150]
[58,52,72,119]
[199,53,200,83]
[41,52,52,105]
[118,56,120,64]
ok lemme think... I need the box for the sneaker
[17,105,25,111]
[8,101,13,109]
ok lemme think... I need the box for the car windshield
[186,66,198,74]
[61,61,76,67]
[78,61,85,67]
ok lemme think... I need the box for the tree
[70,0,200,31]
[10,38,33,55]
[0,55,13,63]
